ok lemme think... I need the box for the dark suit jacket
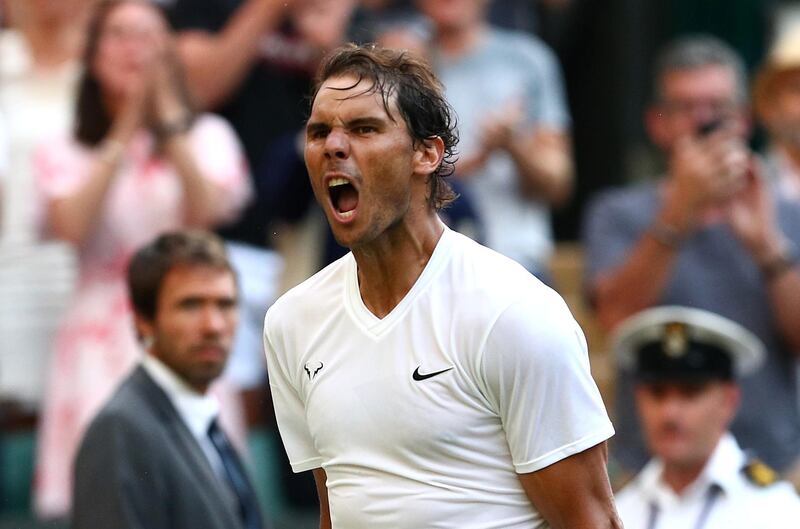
[72,366,257,529]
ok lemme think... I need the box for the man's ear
[724,383,741,419]
[133,313,155,348]
[413,136,445,177]
[645,105,672,151]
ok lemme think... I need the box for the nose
[200,306,227,335]
[324,128,350,160]
[657,393,685,421]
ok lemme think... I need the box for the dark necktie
[207,419,264,529]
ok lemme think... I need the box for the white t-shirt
[264,226,614,529]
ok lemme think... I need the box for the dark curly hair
[310,43,459,210]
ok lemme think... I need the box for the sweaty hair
[651,35,748,105]
[127,230,234,321]
[310,43,459,210]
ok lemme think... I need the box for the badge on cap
[663,322,688,358]
[612,306,766,379]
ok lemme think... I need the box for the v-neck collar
[344,225,453,339]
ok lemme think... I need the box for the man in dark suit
[71,231,264,529]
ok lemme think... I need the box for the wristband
[156,114,193,140]
[647,220,685,249]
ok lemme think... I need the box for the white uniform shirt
[616,433,800,529]
[265,226,614,529]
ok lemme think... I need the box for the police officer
[612,306,800,529]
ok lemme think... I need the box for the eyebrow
[306,122,329,136]
[306,115,389,133]
[347,117,386,128]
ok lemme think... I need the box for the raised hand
[150,42,192,131]
[725,162,786,265]
[478,98,525,154]
[661,126,750,233]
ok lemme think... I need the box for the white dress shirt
[141,355,225,478]
[616,433,800,529]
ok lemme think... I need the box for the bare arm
[592,210,683,330]
[160,133,229,228]
[593,131,750,330]
[312,468,331,529]
[452,103,573,206]
[764,263,800,352]
[174,0,292,109]
[518,442,623,529]
[48,92,145,246]
[152,50,237,229]
[509,127,573,207]
[726,171,800,352]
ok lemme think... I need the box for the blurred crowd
[2,0,800,525]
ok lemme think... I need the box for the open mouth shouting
[327,176,360,222]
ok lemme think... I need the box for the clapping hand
[478,99,525,154]
[661,124,750,232]
[725,161,786,265]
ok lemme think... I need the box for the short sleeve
[481,293,614,474]
[34,137,93,201]
[522,37,570,129]
[187,114,253,223]
[263,309,323,473]
[581,189,644,288]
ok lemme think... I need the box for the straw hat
[754,25,800,117]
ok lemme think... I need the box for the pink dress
[33,114,252,518]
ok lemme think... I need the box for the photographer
[582,35,800,482]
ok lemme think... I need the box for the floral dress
[33,114,252,518]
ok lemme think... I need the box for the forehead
[310,74,400,122]
[660,65,738,100]
[104,2,164,30]
[159,265,237,301]
[638,379,720,395]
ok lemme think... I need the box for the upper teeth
[328,178,349,187]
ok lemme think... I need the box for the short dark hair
[75,0,195,146]
[651,35,748,105]
[127,230,234,321]
[310,43,459,210]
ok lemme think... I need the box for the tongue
[336,186,359,213]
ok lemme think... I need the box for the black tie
[207,419,264,529]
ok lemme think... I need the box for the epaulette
[741,457,779,487]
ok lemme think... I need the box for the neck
[352,211,444,319]
[17,10,87,69]
[662,461,706,495]
[434,22,484,57]
[103,92,125,120]
[146,350,209,396]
